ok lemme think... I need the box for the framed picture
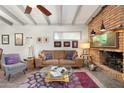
[64,41,70,47]
[43,37,48,43]
[2,35,9,44]
[72,41,78,48]
[15,33,23,46]
[54,41,61,47]
[37,37,42,43]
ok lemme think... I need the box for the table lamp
[80,43,90,55]
[80,43,90,67]
[25,37,34,59]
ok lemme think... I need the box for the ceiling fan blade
[36,5,52,16]
[25,6,32,14]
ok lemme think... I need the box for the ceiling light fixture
[100,20,106,32]
[91,29,96,36]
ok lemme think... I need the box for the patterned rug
[19,71,99,88]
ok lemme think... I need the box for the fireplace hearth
[100,51,123,73]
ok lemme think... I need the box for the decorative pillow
[5,57,18,65]
[65,52,74,60]
[45,53,53,60]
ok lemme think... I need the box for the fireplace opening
[100,51,123,73]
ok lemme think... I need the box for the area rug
[19,71,99,88]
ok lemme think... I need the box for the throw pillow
[45,53,53,60]
[65,52,74,60]
[5,57,18,65]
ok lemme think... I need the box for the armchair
[0,48,3,67]
[1,54,27,81]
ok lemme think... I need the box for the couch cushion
[42,59,59,65]
[45,53,53,60]
[54,51,65,59]
[59,59,75,65]
[5,56,18,65]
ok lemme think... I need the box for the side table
[24,57,35,71]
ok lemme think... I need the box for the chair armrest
[20,61,25,63]
[35,58,43,62]
[1,63,6,66]
[35,58,43,68]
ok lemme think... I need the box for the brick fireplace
[88,5,124,82]
[99,51,123,73]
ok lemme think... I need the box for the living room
[0,3,124,90]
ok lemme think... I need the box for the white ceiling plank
[62,5,79,25]
[85,5,104,25]
[57,5,62,25]
[0,9,20,25]
[75,5,100,24]
[0,6,25,25]
[43,15,51,25]
[43,5,58,25]
[30,8,47,25]
[5,5,34,25]
[0,15,13,25]
[17,5,38,25]
[72,5,82,25]
[0,5,104,26]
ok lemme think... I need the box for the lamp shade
[80,43,90,49]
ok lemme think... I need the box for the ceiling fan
[25,5,52,16]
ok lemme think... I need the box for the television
[91,31,118,48]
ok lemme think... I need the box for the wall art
[64,41,70,47]
[2,34,9,44]
[15,33,23,46]
[54,41,61,47]
[72,41,78,48]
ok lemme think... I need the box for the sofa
[35,50,83,68]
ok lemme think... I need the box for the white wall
[0,25,88,59]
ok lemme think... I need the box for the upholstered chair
[0,48,3,67]
[1,54,27,81]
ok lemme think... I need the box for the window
[54,32,81,40]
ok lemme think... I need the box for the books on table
[50,71,63,78]
[50,66,67,78]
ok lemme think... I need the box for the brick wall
[88,5,124,82]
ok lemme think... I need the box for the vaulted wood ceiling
[0,5,103,25]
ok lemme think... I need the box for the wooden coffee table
[45,71,69,83]
[40,66,72,83]
[41,66,69,82]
